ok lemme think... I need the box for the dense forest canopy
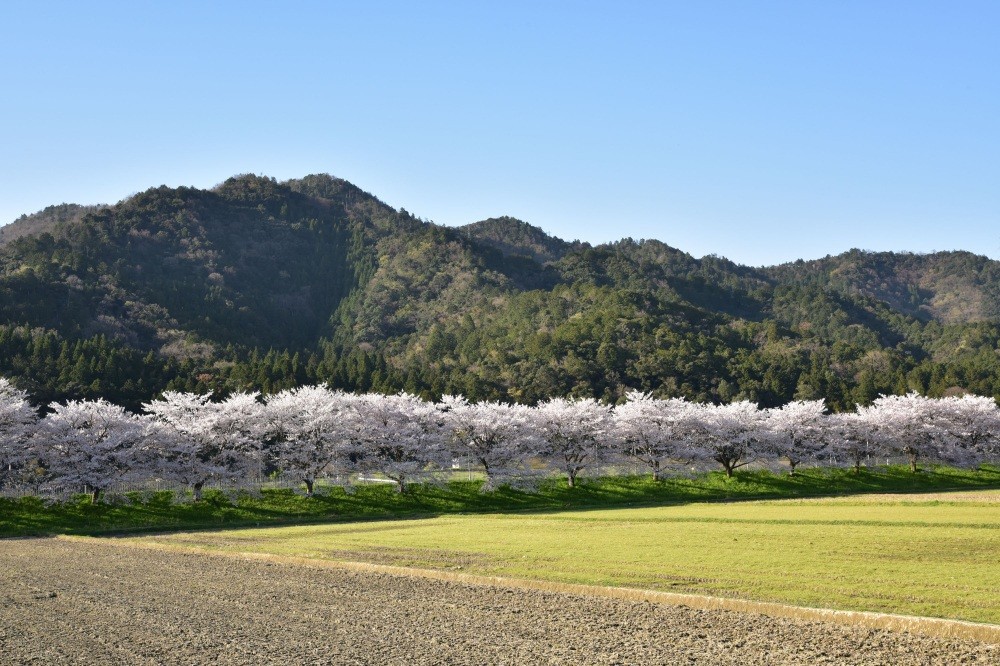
[2,173,1000,411]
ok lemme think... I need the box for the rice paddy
[123,489,1000,625]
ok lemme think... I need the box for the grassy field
[3,465,1000,537]
[123,490,1000,625]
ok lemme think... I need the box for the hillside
[459,216,583,264]
[768,249,1000,323]
[2,173,1000,410]
[0,203,104,246]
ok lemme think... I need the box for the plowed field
[1,538,996,665]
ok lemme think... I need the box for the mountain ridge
[2,173,999,410]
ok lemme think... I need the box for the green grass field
[3,465,1000,537]
[124,490,1000,625]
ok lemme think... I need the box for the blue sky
[1,1,997,266]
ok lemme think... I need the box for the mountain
[768,249,1000,324]
[459,216,583,264]
[2,173,1000,410]
[1,203,104,246]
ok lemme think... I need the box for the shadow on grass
[2,465,999,539]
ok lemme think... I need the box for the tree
[439,395,537,491]
[355,393,448,493]
[766,400,829,475]
[694,401,767,478]
[265,385,357,495]
[867,393,966,473]
[828,411,880,473]
[0,378,37,490]
[936,394,1000,467]
[533,397,611,488]
[612,391,699,481]
[33,399,149,502]
[143,392,258,500]
[214,392,267,481]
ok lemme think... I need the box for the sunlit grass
[125,489,1000,625]
[2,465,999,538]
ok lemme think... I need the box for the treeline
[3,378,998,503]
[5,319,1000,415]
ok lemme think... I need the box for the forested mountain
[767,250,1000,323]
[459,216,583,264]
[0,203,104,247]
[2,173,1000,411]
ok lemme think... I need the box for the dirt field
[1,538,997,665]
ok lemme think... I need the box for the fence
[1,453,912,502]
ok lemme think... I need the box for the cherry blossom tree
[34,399,150,503]
[693,401,767,478]
[215,391,267,482]
[265,385,358,495]
[867,393,974,472]
[355,392,449,493]
[766,400,829,475]
[936,394,1000,467]
[612,391,700,481]
[0,378,37,491]
[438,395,538,491]
[828,411,880,473]
[7,381,1000,502]
[533,397,611,488]
[143,392,260,500]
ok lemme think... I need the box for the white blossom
[691,401,767,478]
[533,397,611,487]
[612,391,701,481]
[354,392,449,493]
[33,399,150,502]
[765,399,829,475]
[265,385,358,495]
[0,378,37,490]
[439,395,538,490]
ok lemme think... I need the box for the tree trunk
[480,462,495,493]
[304,478,315,496]
[909,455,919,473]
[193,482,204,502]
[788,460,798,477]
[395,477,407,494]
[853,460,862,474]
[723,461,734,478]
[90,487,102,504]
[566,470,576,488]
[652,462,664,482]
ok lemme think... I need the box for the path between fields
[1,537,997,665]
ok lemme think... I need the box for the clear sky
[1,1,997,266]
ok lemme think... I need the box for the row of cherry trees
[2,378,999,502]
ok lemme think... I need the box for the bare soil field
[1,537,997,665]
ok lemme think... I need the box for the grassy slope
[2,465,998,538]
[125,489,1000,625]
